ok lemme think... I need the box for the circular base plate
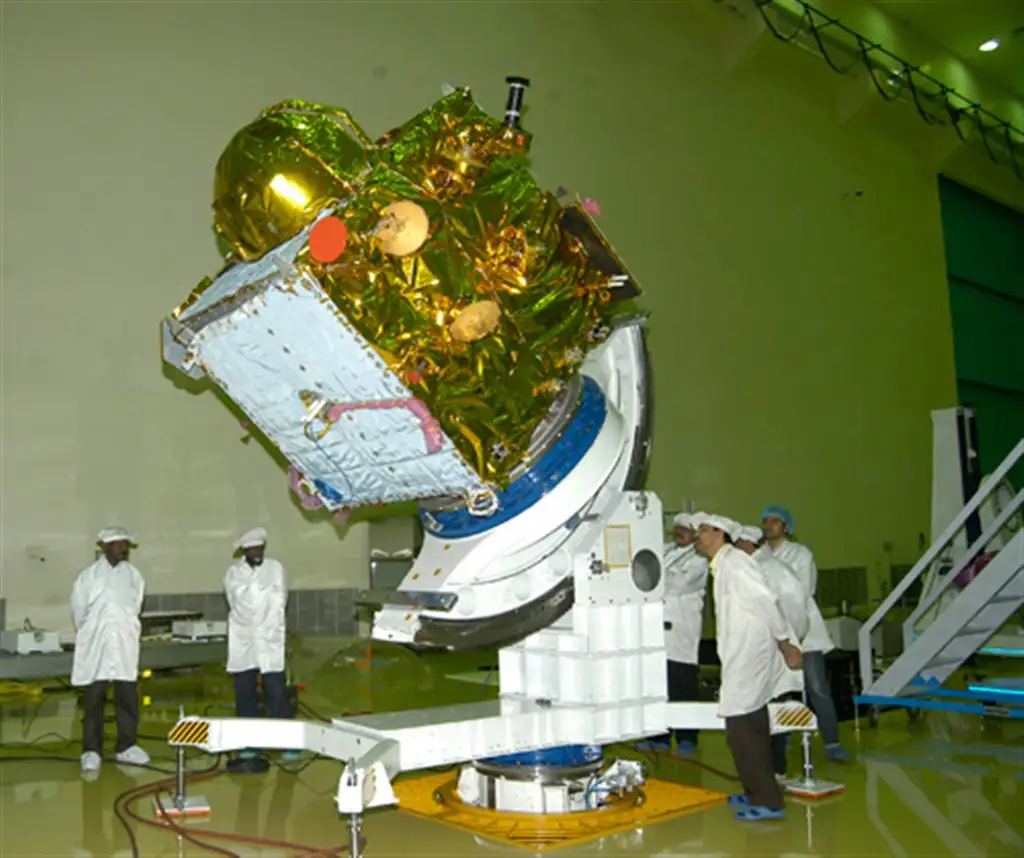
[394,770,726,851]
[473,744,603,784]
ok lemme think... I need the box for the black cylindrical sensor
[503,76,531,129]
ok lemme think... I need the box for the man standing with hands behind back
[695,513,803,822]
[71,526,150,775]
[224,527,297,761]
[762,505,849,762]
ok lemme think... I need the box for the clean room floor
[1,638,1021,858]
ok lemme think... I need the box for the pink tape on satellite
[288,465,351,526]
[288,465,324,511]
[325,397,444,454]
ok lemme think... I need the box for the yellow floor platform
[393,770,727,851]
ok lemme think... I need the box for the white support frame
[171,699,818,814]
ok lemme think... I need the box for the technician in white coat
[695,513,802,821]
[637,513,709,756]
[225,528,293,742]
[761,506,817,597]
[736,525,809,776]
[71,527,150,774]
[761,506,849,762]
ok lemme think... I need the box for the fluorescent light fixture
[978,39,1001,52]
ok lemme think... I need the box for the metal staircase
[856,440,1024,718]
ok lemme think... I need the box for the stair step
[865,526,1024,701]
[957,625,996,636]
[925,657,962,670]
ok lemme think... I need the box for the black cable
[631,744,741,783]
[801,8,860,75]
[754,0,804,43]
[1004,124,1024,181]
[204,701,236,716]
[268,753,321,774]
[858,41,903,102]
[0,751,218,776]
[0,731,76,750]
[112,785,143,858]
[748,0,1023,180]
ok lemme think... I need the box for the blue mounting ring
[420,376,608,540]
[481,744,604,768]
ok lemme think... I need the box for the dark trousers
[803,651,841,746]
[725,707,785,811]
[81,680,139,755]
[770,690,802,776]
[232,669,292,719]
[771,732,790,776]
[652,660,700,745]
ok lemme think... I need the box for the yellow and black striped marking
[168,719,210,746]
[775,706,815,728]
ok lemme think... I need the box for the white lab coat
[711,544,802,718]
[662,543,709,665]
[760,544,834,654]
[754,550,811,643]
[767,540,818,598]
[224,558,288,674]
[70,559,145,687]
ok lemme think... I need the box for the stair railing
[902,489,1024,651]
[858,439,1023,694]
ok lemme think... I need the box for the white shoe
[115,745,150,765]
[81,751,101,773]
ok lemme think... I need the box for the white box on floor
[0,629,62,655]
[172,620,228,642]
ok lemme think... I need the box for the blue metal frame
[480,744,604,768]
[856,692,1024,719]
[420,377,608,540]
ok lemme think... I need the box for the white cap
[738,525,764,544]
[234,527,267,550]
[673,512,695,529]
[97,526,135,544]
[694,513,741,541]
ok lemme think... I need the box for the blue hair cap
[761,505,794,531]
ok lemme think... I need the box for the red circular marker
[309,217,348,263]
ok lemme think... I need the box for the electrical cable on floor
[115,767,367,858]
[0,751,365,858]
[3,691,369,853]
[0,750,220,777]
[633,746,740,784]
[0,731,77,750]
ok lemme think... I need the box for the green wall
[0,1,965,623]
[938,178,1024,487]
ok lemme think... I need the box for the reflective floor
[1,639,1021,857]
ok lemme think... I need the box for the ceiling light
[978,39,1000,52]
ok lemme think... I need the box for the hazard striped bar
[774,706,814,728]
[168,719,211,746]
